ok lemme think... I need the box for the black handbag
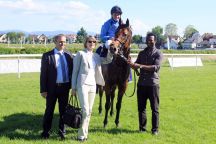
[63,95,82,129]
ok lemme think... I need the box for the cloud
[0,0,92,15]
[57,11,107,33]
[130,19,151,36]
[66,1,89,10]
[0,0,109,32]
[0,0,47,13]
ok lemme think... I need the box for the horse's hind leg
[110,86,116,116]
[97,85,104,115]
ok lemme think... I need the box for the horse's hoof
[98,108,102,114]
[110,112,113,116]
[115,120,119,127]
[104,123,107,128]
[103,120,108,128]
[116,123,121,128]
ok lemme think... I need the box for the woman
[71,36,113,141]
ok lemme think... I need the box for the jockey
[96,5,123,57]
[96,5,132,82]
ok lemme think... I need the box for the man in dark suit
[40,34,73,140]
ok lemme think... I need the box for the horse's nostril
[114,48,117,52]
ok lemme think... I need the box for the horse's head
[110,19,132,58]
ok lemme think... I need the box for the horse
[99,18,132,128]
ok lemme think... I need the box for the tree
[165,23,178,36]
[6,32,17,43]
[183,25,198,39]
[76,27,88,43]
[151,26,166,48]
[17,32,25,44]
[6,32,25,44]
[132,35,142,44]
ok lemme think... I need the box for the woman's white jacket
[71,49,113,90]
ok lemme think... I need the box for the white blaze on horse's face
[110,40,120,55]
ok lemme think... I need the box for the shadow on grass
[89,126,138,134]
[0,113,139,140]
[0,112,70,140]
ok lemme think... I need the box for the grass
[0,62,216,144]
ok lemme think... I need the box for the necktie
[58,53,67,82]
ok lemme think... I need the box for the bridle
[114,28,132,61]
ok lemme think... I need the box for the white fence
[0,54,216,77]
[0,54,42,78]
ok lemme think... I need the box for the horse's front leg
[110,85,116,116]
[115,83,127,127]
[97,85,104,115]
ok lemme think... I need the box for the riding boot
[96,45,108,57]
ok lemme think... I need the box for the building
[0,34,7,43]
[37,34,48,44]
[66,34,77,43]
[164,35,180,49]
[182,32,203,49]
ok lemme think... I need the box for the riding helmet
[111,6,122,15]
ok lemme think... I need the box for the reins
[117,53,138,98]
[124,68,137,97]
[113,25,137,97]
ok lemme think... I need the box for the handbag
[63,95,82,128]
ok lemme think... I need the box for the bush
[0,44,83,54]
[1,43,216,54]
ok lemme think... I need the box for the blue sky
[0,0,215,36]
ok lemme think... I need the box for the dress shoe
[139,130,146,133]
[152,130,159,135]
[139,128,147,133]
[41,132,50,139]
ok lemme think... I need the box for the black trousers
[42,83,69,135]
[137,85,159,132]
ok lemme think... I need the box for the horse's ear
[126,18,129,27]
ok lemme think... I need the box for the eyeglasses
[88,41,96,43]
[59,41,66,44]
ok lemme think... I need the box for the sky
[0,0,215,36]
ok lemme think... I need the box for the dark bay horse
[99,19,132,127]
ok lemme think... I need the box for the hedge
[0,44,216,54]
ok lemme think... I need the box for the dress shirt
[54,48,69,83]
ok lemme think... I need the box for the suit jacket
[72,49,113,90]
[40,49,73,93]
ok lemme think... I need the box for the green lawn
[0,63,216,144]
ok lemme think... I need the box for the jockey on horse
[96,5,123,57]
[96,5,132,81]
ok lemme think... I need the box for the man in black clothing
[128,33,163,135]
[40,34,73,139]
